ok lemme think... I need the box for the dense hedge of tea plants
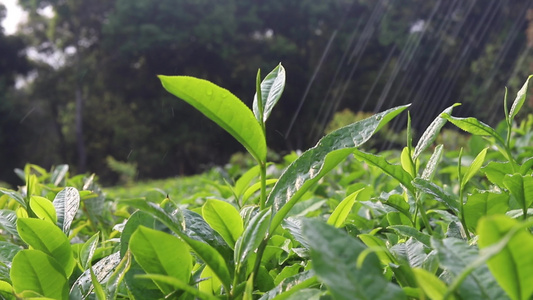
[0,66,532,300]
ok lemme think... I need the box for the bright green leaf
[503,174,533,212]
[130,226,192,294]
[17,218,75,277]
[327,188,363,228]
[29,196,57,224]
[79,232,99,270]
[234,209,270,270]
[202,199,243,248]
[509,75,533,121]
[483,161,515,188]
[401,147,416,178]
[158,75,266,163]
[478,215,533,300]
[412,268,451,300]
[11,250,68,299]
[461,148,488,189]
[136,274,218,300]
[464,191,509,232]
[440,114,506,148]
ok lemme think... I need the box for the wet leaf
[440,114,506,148]
[413,178,459,213]
[509,75,532,121]
[414,104,459,160]
[267,105,410,233]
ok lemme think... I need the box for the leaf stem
[259,162,267,210]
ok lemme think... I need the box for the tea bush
[0,65,532,300]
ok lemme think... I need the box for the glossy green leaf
[461,148,488,189]
[0,209,19,238]
[413,178,459,213]
[355,149,415,194]
[52,187,80,233]
[119,199,232,291]
[70,252,121,299]
[136,274,219,300]
[519,157,533,175]
[130,226,192,294]
[199,266,222,295]
[503,174,533,212]
[382,194,412,219]
[89,265,105,300]
[158,75,266,163]
[242,179,277,205]
[253,63,286,123]
[0,280,14,300]
[421,144,443,180]
[234,209,270,269]
[302,219,406,299]
[327,188,363,228]
[202,199,243,248]
[412,268,451,300]
[414,104,459,160]
[79,232,99,270]
[441,113,506,147]
[0,241,21,264]
[464,191,509,232]
[509,75,532,121]
[483,161,514,187]
[17,218,75,277]
[389,238,427,269]
[432,238,508,299]
[29,196,57,224]
[267,104,409,233]
[105,251,131,299]
[478,215,533,300]
[11,250,68,299]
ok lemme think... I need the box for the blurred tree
[0,3,30,185]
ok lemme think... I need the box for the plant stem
[416,193,432,235]
[259,162,267,210]
[459,188,471,240]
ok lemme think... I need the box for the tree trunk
[75,85,86,173]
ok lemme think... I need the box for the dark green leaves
[158,75,266,163]
[301,219,406,299]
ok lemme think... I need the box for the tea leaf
[0,189,26,209]
[503,174,533,213]
[327,188,363,228]
[159,75,266,163]
[267,104,409,233]
[17,218,75,277]
[30,196,57,224]
[234,165,261,198]
[354,149,415,194]
[432,238,508,299]
[70,252,122,298]
[202,199,243,249]
[478,215,533,300]
[461,148,488,189]
[259,271,317,300]
[413,268,451,300]
[440,114,506,148]
[50,164,69,186]
[10,250,68,299]
[302,219,406,299]
[136,274,218,300]
[130,226,192,294]
[464,191,509,232]
[421,144,444,181]
[52,187,80,233]
[0,210,20,239]
[509,75,533,121]
[483,161,515,188]
[253,63,286,123]
[79,232,99,270]
[234,209,270,269]
[413,178,459,213]
[414,104,459,160]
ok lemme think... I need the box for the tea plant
[0,66,532,300]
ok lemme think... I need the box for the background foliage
[1,0,533,185]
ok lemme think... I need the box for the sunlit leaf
[503,174,533,213]
[464,191,509,232]
[10,250,68,299]
[202,199,243,249]
[478,215,533,300]
[441,114,506,148]
[29,196,57,224]
[53,187,80,233]
[159,75,266,163]
[79,232,99,270]
[412,268,452,300]
[461,148,488,189]
[253,63,286,123]
[327,188,363,228]
[70,252,121,298]
[17,218,75,277]
[509,75,532,121]
[267,104,409,233]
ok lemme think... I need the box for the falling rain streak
[287,0,533,149]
